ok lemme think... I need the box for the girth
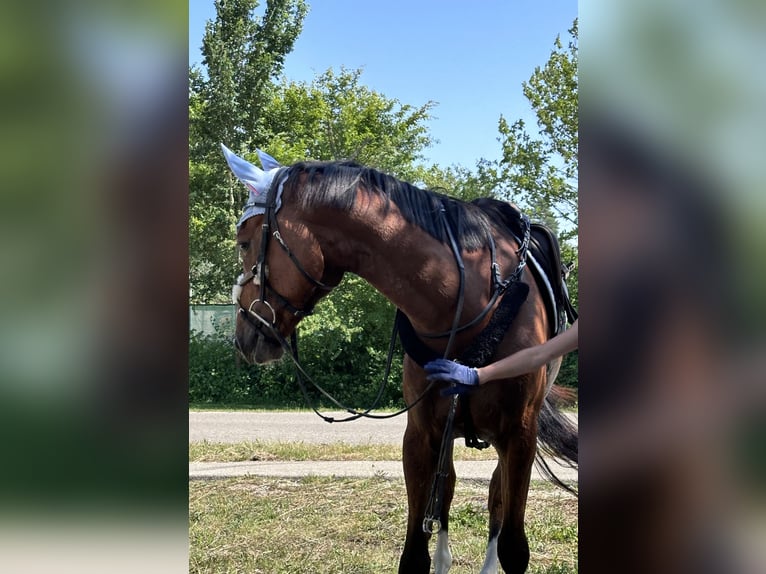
[396,280,530,369]
[396,280,530,450]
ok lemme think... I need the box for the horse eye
[238,241,250,252]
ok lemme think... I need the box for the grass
[189,475,577,573]
[190,439,500,463]
[189,419,578,572]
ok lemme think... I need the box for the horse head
[223,145,335,364]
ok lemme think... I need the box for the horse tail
[536,384,578,496]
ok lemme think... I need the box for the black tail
[536,388,578,496]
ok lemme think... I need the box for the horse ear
[256,149,282,171]
[221,143,264,180]
[221,143,277,202]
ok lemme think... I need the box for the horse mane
[284,161,492,251]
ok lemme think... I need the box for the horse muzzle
[234,318,285,365]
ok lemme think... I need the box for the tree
[189,7,579,399]
[411,160,502,203]
[495,20,579,389]
[264,67,436,178]
[497,19,578,241]
[191,0,309,158]
[189,0,308,303]
[191,60,437,302]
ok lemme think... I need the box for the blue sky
[189,0,577,168]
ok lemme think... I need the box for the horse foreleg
[480,463,503,574]
[399,422,456,574]
[495,421,538,574]
[433,460,456,574]
[433,528,453,574]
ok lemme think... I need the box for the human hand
[424,359,479,395]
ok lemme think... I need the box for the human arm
[424,320,578,391]
[476,319,578,384]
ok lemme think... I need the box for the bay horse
[224,145,577,573]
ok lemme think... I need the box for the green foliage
[190,276,406,409]
[189,331,255,404]
[497,19,578,241]
[287,275,405,409]
[192,0,309,156]
[556,350,579,390]
[188,8,580,402]
[266,68,436,178]
[190,0,309,303]
[412,159,502,202]
[494,19,580,389]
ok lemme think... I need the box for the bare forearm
[476,345,549,383]
[476,320,578,384]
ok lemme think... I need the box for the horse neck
[307,199,490,336]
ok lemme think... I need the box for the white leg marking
[433,530,453,574]
[479,533,499,574]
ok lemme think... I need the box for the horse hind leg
[479,463,503,574]
[495,425,538,574]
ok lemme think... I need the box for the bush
[189,331,255,404]
[189,275,577,409]
[189,276,406,409]
[189,330,406,409]
[556,350,579,393]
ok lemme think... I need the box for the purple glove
[424,359,479,395]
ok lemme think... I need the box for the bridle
[232,169,409,424]
[417,207,530,340]
[234,168,334,329]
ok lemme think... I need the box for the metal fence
[190,304,236,338]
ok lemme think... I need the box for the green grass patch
[190,440,500,463]
[189,476,577,573]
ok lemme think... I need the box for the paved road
[190,410,408,444]
[189,459,578,482]
[189,411,578,483]
[189,410,578,444]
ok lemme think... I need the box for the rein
[236,181,531,534]
[235,172,442,423]
[240,305,438,423]
[418,210,530,339]
[422,203,530,534]
[236,177,530,422]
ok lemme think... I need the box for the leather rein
[234,172,531,423]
